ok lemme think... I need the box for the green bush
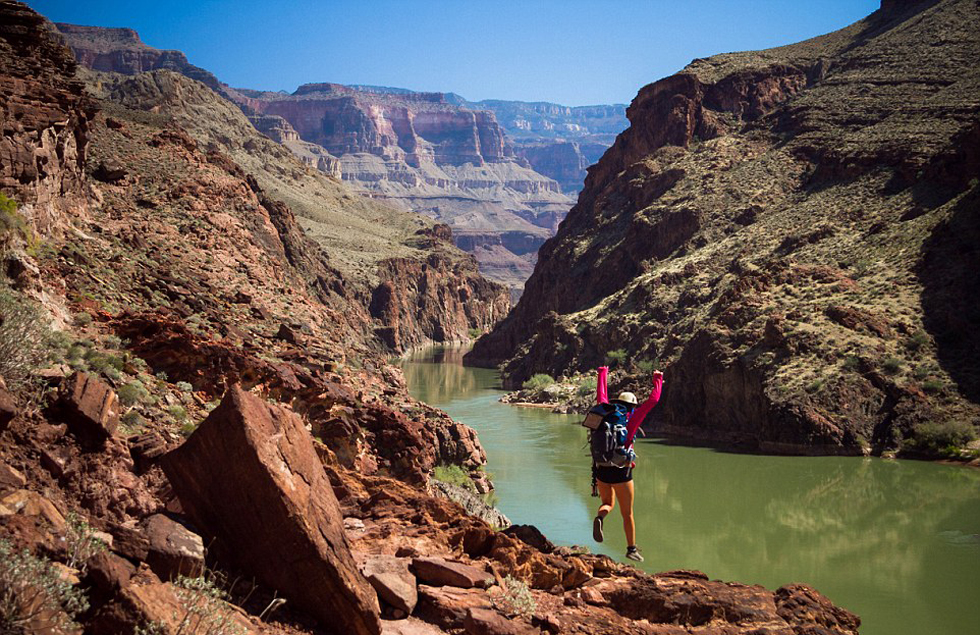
[576,376,598,397]
[433,464,475,492]
[492,575,536,618]
[72,312,92,327]
[0,539,88,634]
[842,356,861,371]
[0,287,55,387]
[605,349,628,367]
[171,573,247,635]
[905,331,930,352]
[168,405,188,422]
[64,512,107,572]
[522,374,555,391]
[118,380,149,406]
[882,356,902,375]
[922,379,944,393]
[176,381,194,393]
[467,327,482,339]
[910,420,977,455]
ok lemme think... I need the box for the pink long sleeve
[597,366,609,404]
[626,375,662,447]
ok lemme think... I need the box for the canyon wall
[471,0,980,456]
[0,5,96,234]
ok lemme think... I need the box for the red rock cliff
[0,2,96,233]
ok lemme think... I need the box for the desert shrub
[605,349,628,367]
[0,287,55,387]
[171,573,247,635]
[176,381,194,393]
[492,575,535,618]
[64,512,107,572]
[805,379,824,394]
[912,365,930,381]
[922,379,944,393]
[576,376,598,397]
[905,330,930,352]
[909,420,977,455]
[433,464,475,491]
[72,312,92,327]
[168,405,188,423]
[120,410,144,430]
[0,539,88,634]
[882,356,902,375]
[636,359,658,374]
[522,374,555,391]
[467,327,482,339]
[842,355,861,371]
[118,380,149,406]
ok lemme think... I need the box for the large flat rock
[160,385,381,635]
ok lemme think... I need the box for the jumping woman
[591,365,663,562]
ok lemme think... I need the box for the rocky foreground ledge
[1,379,860,635]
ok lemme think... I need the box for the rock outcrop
[0,1,96,233]
[471,0,980,455]
[56,23,225,94]
[160,386,382,635]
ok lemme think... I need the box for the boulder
[502,525,554,554]
[0,489,66,530]
[0,460,26,491]
[464,608,540,635]
[381,617,449,635]
[415,585,492,631]
[143,514,205,580]
[411,557,493,589]
[55,373,120,448]
[160,385,381,635]
[361,554,417,615]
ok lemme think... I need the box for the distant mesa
[55,23,628,294]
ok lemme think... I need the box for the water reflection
[403,348,980,635]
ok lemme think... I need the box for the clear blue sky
[27,0,880,106]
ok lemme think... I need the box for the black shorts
[595,464,633,484]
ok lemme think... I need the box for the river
[403,346,980,635]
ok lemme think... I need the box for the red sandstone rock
[464,608,539,635]
[0,489,66,531]
[160,385,382,635]
[143,514,205,580]
[361,554,418,614]
[411,557,494,589]
[0,460,26,491]
[415,585,492,631]
[55,372,120,448]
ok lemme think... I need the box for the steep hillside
[471,0,980,457]
[79,69,510,351]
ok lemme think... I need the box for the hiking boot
[626,546,644,562]
[593,516,604,542]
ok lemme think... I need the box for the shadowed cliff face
[471,0,980,455]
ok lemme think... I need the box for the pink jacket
[596,366,663,448]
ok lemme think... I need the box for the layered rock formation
[0,2,96,233]
[453,98,628,195]
[471,0,980,456]
[231,84,573,292]
[56,23,225,95]
[54,28,617,292]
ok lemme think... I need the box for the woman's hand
[653,370,664,383]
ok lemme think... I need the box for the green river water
[403,347,980,635]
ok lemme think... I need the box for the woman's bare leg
[612,481,636,547]
[596,480,616,518]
